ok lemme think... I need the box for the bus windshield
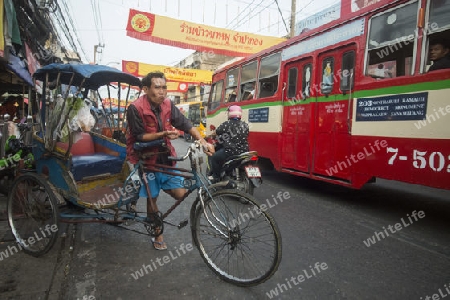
[188,103,206,127]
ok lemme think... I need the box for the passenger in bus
[228,87,237,102]
[428,39,450,72]
[208,105,249,182]
[245,82,256,100]
[374,63,393,78]
[126,72,214,250]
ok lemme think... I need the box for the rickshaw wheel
[7,173,59,257]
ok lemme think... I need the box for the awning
[5,49,33,86]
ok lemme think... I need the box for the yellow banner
[126,9,286,56]
[122,60,212,83]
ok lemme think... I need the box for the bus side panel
[312,100,339,176]
[350,82,450,190]
[352,136,449,190]
[249,131,280,169]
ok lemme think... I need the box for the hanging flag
[122,60,213,83]
[126,9,286,57]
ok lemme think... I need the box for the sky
[61,0,339,67]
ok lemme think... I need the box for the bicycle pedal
[178,219,188,229]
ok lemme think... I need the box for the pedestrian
[126,71,214,250]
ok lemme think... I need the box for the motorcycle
[205,134,262,195]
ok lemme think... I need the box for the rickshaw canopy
[33,63,142,90]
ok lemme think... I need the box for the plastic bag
[70,100,96,132]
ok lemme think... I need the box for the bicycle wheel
[7,173,59,257]
[193,189,282,286]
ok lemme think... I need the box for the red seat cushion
[56,132,95,155]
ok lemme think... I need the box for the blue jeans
[209,148,229,178]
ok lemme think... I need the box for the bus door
[282,58,313,173]
[312,48,354,180]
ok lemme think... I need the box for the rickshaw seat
[71,154,123,181]
[56,132,95,155]
[58,132,124,181]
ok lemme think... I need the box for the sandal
[151,237,167,250]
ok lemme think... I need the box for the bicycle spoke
[193,190,282,286]
[8,174,59,257]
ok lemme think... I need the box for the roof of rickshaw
[33,63,142,90]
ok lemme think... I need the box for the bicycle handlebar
[133,139,165,151]
[168,141,201,161]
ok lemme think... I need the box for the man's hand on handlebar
[199,139,215,156]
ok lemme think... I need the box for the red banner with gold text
[126,9,286,57]
[122,60,212,84]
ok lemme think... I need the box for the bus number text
[387,147,450,172]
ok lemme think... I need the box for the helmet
[227,105,242,119]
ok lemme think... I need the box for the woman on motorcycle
[208,105,249,181]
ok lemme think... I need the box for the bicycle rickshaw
[6,63,282,286]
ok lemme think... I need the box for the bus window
[208,80,224,111]
[366,2,418,78]
[287,67,298,99]
[428,0,450,30]
[240,61,258,101]
[422,0,450,72]
[302,64,312,98]
[188,103,206,128]
[225,67,240,102]
[321,57,334,95]
[341,51,355,92]
[258,52,281,98]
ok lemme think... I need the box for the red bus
[206,0,450,190]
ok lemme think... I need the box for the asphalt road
[1,138,449,300]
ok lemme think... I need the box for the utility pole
[93,44,104,64]
[290,0,296,38]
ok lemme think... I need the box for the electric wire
[274,0,289,34]
[47,4,76,54]
[230,0,273,31]
[225,0,256,29]
[61,0,90,62]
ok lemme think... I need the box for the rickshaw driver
[126,71,214,250]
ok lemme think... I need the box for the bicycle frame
[111,141,232,238]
